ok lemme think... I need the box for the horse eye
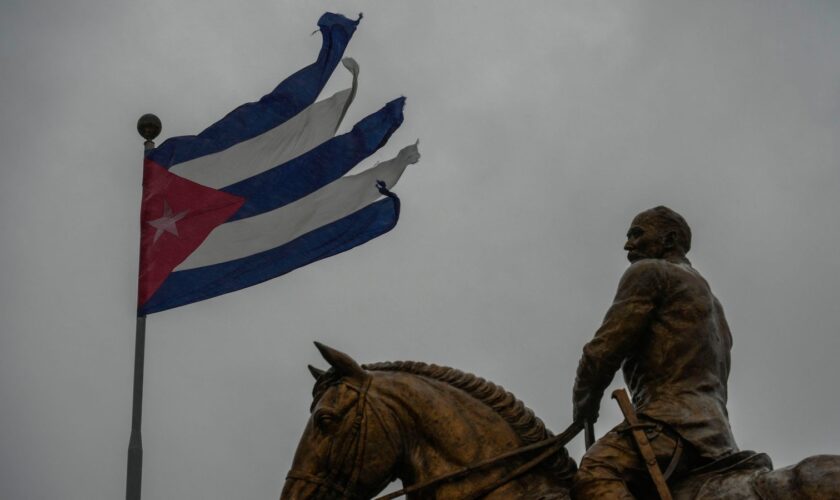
[315,411,338,430]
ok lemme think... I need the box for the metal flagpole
[127,114,161,500]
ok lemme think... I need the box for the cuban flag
[137,13,420,315]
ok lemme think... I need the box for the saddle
[672,450,773,500]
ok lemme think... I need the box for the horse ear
[314,341,367,380]
[308,364,326,381]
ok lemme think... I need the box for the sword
[611,388,673,500]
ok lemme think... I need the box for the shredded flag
[137,13,420,315]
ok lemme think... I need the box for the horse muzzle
[282,470,361,499]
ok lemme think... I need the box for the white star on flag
[147,200,188,243]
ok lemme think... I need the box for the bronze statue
[572,206,737,498]
[282,343,840,499]
[281,208,840,499]
[281,343,576,499]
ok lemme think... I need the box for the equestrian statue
[281,207,840,499]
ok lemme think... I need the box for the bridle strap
[374,420,584,500]
[286,378,373,500]
[347,378,372,493]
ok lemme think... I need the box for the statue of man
[571,206,739,499]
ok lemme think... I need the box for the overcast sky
[2,1,839,499]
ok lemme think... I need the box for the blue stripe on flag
[139,196,400,315]
[147,12,360,169]
[222,97,405,221]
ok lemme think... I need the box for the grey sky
[1,1,839,499]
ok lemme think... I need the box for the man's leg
[572,427,637,500]
[571,419,684,499]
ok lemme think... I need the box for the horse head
[282,343,578,499]
[281,343,402,499]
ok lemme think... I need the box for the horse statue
[281,343,840,499]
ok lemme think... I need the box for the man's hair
[642,206,692,254]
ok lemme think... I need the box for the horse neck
[375,371,524,489]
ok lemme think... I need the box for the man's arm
[573,260,663,422]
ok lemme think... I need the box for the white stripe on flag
[169,58,360,189]
[175,142,420,271]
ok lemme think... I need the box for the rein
[374,420,584,500]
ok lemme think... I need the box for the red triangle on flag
[138,160,245,308]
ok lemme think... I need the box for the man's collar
[664,254,691,266]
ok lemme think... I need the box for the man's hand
[573,390,601,424]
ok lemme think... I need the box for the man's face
[624,214,667,263]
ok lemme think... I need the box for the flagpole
[127,114,161,500]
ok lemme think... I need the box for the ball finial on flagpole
[137,114,161,142]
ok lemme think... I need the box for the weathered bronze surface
[569,206,840,499]
[573,206,737,498]
[282,343,840,499]
[282,343,576,499]
[281,207,840,499]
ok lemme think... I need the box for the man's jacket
[574,256,738,459]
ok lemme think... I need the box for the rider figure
[571,206,739,499]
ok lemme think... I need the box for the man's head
[624,206,691,263]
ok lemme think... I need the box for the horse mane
[362,361,551,445]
